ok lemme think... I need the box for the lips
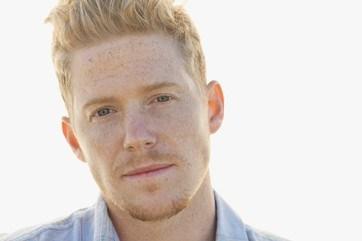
[123,163,174,177]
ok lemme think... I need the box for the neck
[107,173,216,241]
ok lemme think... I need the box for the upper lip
[123,163,174,177]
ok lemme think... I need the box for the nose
[123,112,156,152]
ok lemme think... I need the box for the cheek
[152,100,210,161]
[77,121,124,192]
[78,119,123,164]
[173,101,208,139]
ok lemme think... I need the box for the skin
[62,33,224,241]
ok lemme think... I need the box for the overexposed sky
[0,1,361,241]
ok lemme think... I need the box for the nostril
[126,145,135,151]
[124,138,156,151]
[145,141,153,146]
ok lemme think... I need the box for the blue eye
[95,107,115,117]
[156,95,172,102]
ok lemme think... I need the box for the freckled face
[69,33,211,221]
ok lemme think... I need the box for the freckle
[146,183,159,193]
[107,50,114,57]
[88,58,93,63]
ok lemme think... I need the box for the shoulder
[1,206,95,241]
[214,192,291,241]
[245,225,291,241]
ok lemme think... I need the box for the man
[3,0,289,241]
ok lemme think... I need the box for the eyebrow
[140,82,180,93]
[82,81,181,111]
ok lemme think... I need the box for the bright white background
[0,1,361,241]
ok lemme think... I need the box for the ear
[207,81,224,134]
[62,117,85,162]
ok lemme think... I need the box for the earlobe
[207,81,224,134]
[61,117,85,162]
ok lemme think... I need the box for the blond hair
[46,0,206,112]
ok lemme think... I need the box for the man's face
[63,33,224,221]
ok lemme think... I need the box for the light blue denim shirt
[2,193,289,241]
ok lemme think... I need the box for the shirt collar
[94,196,120,241]
[94,193,249,241]
[214,192,249,241]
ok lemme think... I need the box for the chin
[118,188,192,222]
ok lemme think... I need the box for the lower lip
[124,165,174,180]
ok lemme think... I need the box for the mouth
[123,163,174,179]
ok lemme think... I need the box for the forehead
[71,33,185,84]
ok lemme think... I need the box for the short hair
[46,0,206,113]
